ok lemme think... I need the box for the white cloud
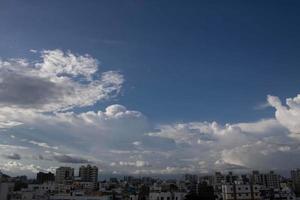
[28,140,58,150]
[0,161,41,174]
[268,94,300,137]
[1,50,300,175]
[119,160,149,168]
[145,117,300,172]
[133,141,142,146]
[0,49,124,113]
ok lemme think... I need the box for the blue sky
[1,1,300,176]
[1,0,300,123]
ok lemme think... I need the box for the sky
[0,0,300,177]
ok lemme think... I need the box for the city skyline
[1,1,300,177]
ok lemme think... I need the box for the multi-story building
[222,183,262,200]
[198,175,214,186]
[79,165,98,190]
[79,165,98,183]
[252,171,263,185]
[149,192,186,200]
[260,186,296,200]
[264,171,280,189]
[251,171,280,189]
[37,172,55,184]
[213,172,225,194]
[225,172,238,184]
[184,174,198,183]
[72,181,96,191]
[291,169,300,196]
[55,167,74,184]
[214,172,225,186]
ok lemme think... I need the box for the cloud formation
[0,49,123,112]
[268,95,300,137]
[0,49,300,176]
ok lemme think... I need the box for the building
[55,167,74,184]
[0,182,15,200]
[49,193,111,200]
[185,182,214,200]
[222,183,262,200]
[79,165,98,183]
[72,181,96,191]
[264,171,280,189]
[184,174,198,184]
[213,172,225,186]
[213,172,225,194]
[260,187,296,200]
[251,171,280,189]
[252,171,263,185]
[149,192,186,200]
[37,172,55,184]
[291,169,300,196]
[225,172,238,184]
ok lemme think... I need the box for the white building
[10,182,72,200]
[149,192,186,200]
[129,194,138,200]
[222,184,262,200]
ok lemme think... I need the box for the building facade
[222,184,262,200]
[55,167,74,184]
[79,165,98,183]
[37,172,55,184]
[149,192,186,200]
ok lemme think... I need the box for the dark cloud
[3,153,21,160]
[0,72,63,107]
[53,154,90,164]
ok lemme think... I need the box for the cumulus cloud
[0,49,124,113]
[2,101,297,175]
[0,161,41,174]
[1,49,300,175]
[268,94,300,136]
[145,117,300,172]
